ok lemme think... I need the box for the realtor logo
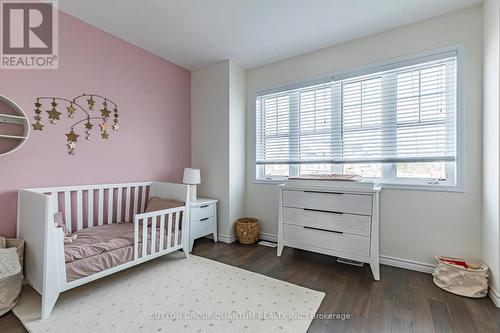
[1,0,58,69]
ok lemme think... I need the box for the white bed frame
[17,181,190,319]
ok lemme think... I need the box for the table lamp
[183,168,201,201]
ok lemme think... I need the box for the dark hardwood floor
[2,238,500,333]
[192,239,500,333]
[0,312,25,333]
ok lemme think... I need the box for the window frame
[252,45,465,192]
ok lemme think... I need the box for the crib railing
[30,182,151,233]
[133,206,185,260]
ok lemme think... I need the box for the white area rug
[13,253,324,333]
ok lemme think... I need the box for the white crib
[17,181,190,319]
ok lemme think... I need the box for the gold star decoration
[100,106,110,118]
[66,103,76,118]
[100,122,110,139]
[67,144,76,156]
[87,96,95,110]
[99,122,109,132]
[32,121,44,131]
[65,130,79,142]
[46,107,61,123]
[32,95,119,155]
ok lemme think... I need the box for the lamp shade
[183,168,201,185]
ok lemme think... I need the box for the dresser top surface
[191,198,218,206]
[280,179,381,194]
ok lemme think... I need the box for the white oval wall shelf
[0,95,30,156]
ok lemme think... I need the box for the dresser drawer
[191,216,214,238]
[283,224,370,257]
[283,207,371,236]
[191,204,214,220]
[283,190,372,215]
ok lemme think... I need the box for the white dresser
[277,180,381,280]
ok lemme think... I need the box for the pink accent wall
[0,11,191,236]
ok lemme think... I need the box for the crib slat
[51,192,59,213]
[88,189,94,228]
[125,187,131,222]
[64,191,71,233]
[167,214,172,249]
[107,188,114,224]
[159,214,165,252]
[76,190,83,231]
[151,216,156,255]
[141,185,147,212]
[116,187,122,222]
[174,212,180,247]
[98,188,104,226]
[133,186,139,217]
[134,218,139,260]
[142,217,147,258]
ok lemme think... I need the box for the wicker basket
[235,218,260,244]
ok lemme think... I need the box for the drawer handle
[303,226,343,234]
[200,217,209,221]
[200,205,209,208]
[304,190,344,195]
[304,208,343,215]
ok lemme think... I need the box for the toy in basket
[433,256,489,298]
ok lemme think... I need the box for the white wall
[192,60,246,240]
[192,61,230,235]
[228,61,247,233]
[483,0,500,297]
[245,6,483,266]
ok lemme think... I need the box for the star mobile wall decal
[32,93,120,155]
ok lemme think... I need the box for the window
[255,48,461,189]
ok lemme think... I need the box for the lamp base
[189,185,197,202]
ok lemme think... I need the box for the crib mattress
[64,223,181,282]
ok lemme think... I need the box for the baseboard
[259,232,278,243]
[205,233,236,244]
[207,233,277,244]
[489,286,500,308]
[379,255,436,274]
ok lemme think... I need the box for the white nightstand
[189,198,218,252]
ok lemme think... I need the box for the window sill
[252,179,286,185]
[252,179,464,193]
[376,182,464,193]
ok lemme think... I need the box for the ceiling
[58,0,481,70]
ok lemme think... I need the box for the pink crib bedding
[64,222,182,282]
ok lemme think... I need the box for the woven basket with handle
[235,218,260,244]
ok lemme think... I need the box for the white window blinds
[256,51,457,166]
